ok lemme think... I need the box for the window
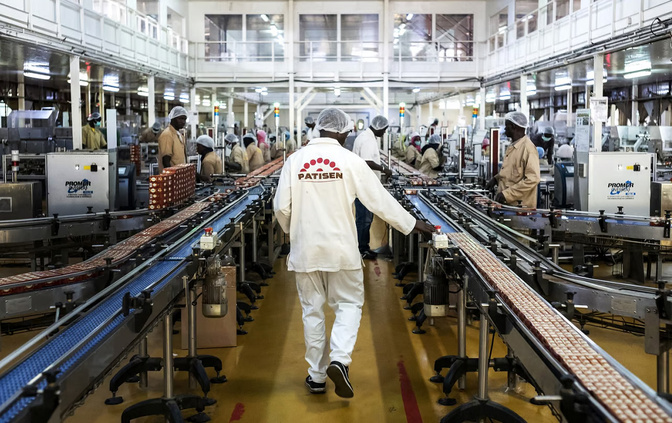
[299,14,337,61]
[393,14,431,61]
[341,14,379,62]
[435,14,473,61]
[489,7,508,50]
[205,15,242,59]
[555,0,581,21]
[246,14,285,61]
[515,0,537,38]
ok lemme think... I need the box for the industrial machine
[117,163,136,210]
[553,161,575,208]
[6,109,59,154]
[0,182,41,220]
[587,152,652,216]
[46,151,115,216]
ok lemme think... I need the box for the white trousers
[295,270,364,383]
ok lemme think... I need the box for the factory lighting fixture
[164,92,175,101]
[624,70,651,79]
[179,93,190,103]
[260,14,269,22]
[23,70,50,80]
[499,91,511,100]
[270,25,278,37]
[406,14,414,20]
[334,87,341,97]
[202,98,211,107]
[526,82,537,96]
[195,95,201,105]
[412,87,420,93]
[485,93,496,103]
[465,98,475,106]
[138,86,149,97]
[554,84,572,91]
[103,84,120,92]
[277,35,284,44]
[554,76,571,91]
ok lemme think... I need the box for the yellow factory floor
[1,219,668,423]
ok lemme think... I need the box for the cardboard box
[181,265,237,349]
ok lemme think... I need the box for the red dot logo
[304,163,310,169]
[329,162,336,168]
[317,158,323,164]
[324,159,330,165]
[310,159,316,166]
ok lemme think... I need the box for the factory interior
[4,0,672,422]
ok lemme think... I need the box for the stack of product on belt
[130,145,141,176]
[149,164,196,210]
[447,232,672,422]
[0,201,209,297]
[235,156,288,188]
[379,152,439,186]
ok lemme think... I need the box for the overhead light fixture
[406,13,414,20]
[260,91,268,96]
[179,93,189,103]
[485,93,496,103]
[624,59,651,74]
[624,70,651,79]
[23,70,50,80]
[202,98,211,107]
[334,87,341,97]
[260,14,269,22]
[164,92,175,101]
[412,87,420,93]
[465,98,475,106]
[586,70,607,85]
[195,95,201,105]
[499,92,511,100]
[554,84,572,91]
[277,35,284,44]
[270,25,278,37]
[103,84,120,92]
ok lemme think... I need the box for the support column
[520,74,528,117]
[566,87,573,128]
[289,76,295,141]
[147,75,156,126]
[85,81,91,119]
[632,84,638,125]
[428,101,433,125]
[70,55,83,150]
[592,53,604,150]
[190,86,197,140]
[99,85,105,127]
[243,98,249,131]
[479,86,486,130]
[382,0,389,120]
[125,93,131,116]
[227,88,234,133]
[288,0,296,139]
[17,74,25,111]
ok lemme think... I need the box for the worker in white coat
[273,108,434,398]
[352,115,392,259]
[304,116,320,145]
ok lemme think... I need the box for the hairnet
[168,106,188,120]
[543,126,555,136]
[196,135,215,149]
[482,138,490,147]
[256,130,267,145]
[88,112,101,121]
[152,122,162,133]
[505,111,528,128]
[316,108,352,134]
[410,131,420,140]
[224,133,239,144]
[556,144,574,159]
[428,134,442,144]
[536,147,545,159]
[305,116,314,125]
[371,115,389,131]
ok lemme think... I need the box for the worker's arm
[432,151,446,171]
[501,146,541,203]
[272,159,292,233]
[226,161,242,172]
[200,161,215,183]
[353,158,417,235]
[162,155,172,168]
[158,132,173,169]
[546,139,555,163]
[365,160,392,177]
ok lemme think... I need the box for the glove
[494,192,506,204]
[485,178,497,190]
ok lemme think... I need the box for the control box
[200,228,219,250]
[587,152,652,216]
[432,226,449,249]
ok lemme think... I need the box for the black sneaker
[305,376,326,394]
[361,250,377,260]
[327,361,354,398]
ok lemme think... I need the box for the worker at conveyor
[486,111,541,207]
[244,133,265,172]
[273,107,434,399]
[82,112,107,150]
[139,122,162,143]
[285,130,297,154]
[418,134,445,178]
[532,126,555,164]
[305,116,320,145]
[352,115,392,260]
[257,130,271,163]
[391,133,406,158]
[405,132,422,167]
[158,106,188,172]
[196,135,222,183]
[225,133,249,174]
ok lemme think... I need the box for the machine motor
[202,255,228,318]
[424,256,449,317]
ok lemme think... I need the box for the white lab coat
[352,128,381,180]
[273,137,416,273]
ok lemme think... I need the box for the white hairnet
[316,108,352,134]
[505,111,528,128]
[168,106,188,120]
[556,144,574,159]
[543,126,555,136]
[152,122,162,133]
[371,115,389,131]
[305,116,315,124]
[88,112,101,121]
[196,135,215,149]
[224,133,239,144]
[410,131,420,139]
[428,134,442,144]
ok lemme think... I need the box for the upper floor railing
[485,0,672,78]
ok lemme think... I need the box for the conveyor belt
[0,191,260,421]
[407,194,456,233]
